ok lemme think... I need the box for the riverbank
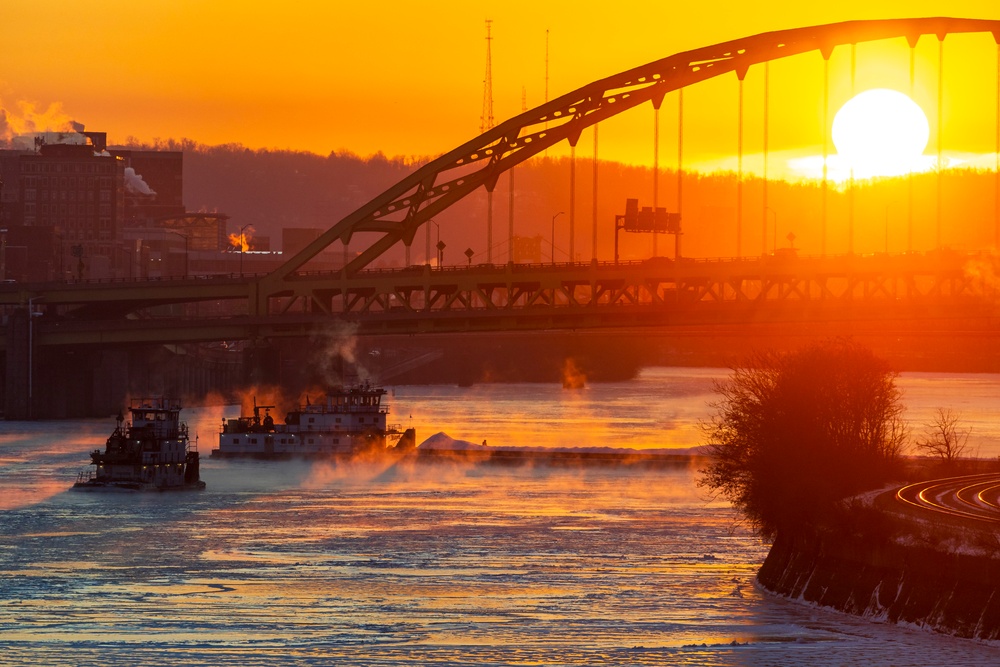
[757,483,1000,642]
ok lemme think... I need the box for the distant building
[513,234,544,264]
[1,130,225,280]
[283,227,322,255]
[19,141,126,279]
[0,149,27,229]
[122,212,232,279]
[0,225,57,282]
[109,148,185,223]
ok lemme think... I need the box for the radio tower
[481,19,494,134]
[481,19,495,261]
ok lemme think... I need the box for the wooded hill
[135,139,1000,264]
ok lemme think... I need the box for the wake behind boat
[213,382,416,459]
[73,398,206,491]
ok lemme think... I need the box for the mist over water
[2,367,999,665]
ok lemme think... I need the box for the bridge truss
[1,18,999,348]
[256,17,1000,317]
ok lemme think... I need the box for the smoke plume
[124,167,156,196]
[310,321,372,386]
[0,97,78,144]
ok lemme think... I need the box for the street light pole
[425,218,437,266]
[427,219,440,266]
[430,220,442,266]
[551,211,564,265]
[885,203,890,254]
[28,296,41,420]
[167,230,189,278]
[766,207,777,254]
[239,224,250,277]
[0,227,6,281]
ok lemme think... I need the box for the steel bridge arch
[254,17,1000,315]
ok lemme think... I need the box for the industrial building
[0,130,242,281]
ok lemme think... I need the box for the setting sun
[831,88,930,179]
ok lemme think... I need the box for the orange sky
[2,1,999,175]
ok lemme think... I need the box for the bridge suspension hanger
[762,61,770,257]
[592,125,599,262]
[736,64,748,258]
[849,43,856,255]
[652,94,662,257]
[821,43,833,257]
[676,88,684,260]
[908,34,919,254]
[569,138,576,264]
[937,32,946,249]
[996,32,1000,248]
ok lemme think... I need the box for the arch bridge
[2,18,1000,418]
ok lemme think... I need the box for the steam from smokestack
[0,97,79,143]
[0,108,9,144]
[124,167,156,196]
[71,120,85,133]
[311,321,373,385]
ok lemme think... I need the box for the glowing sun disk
[832,89,930,178]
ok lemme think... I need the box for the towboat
[213,382,416,459]
[73,398,206,491]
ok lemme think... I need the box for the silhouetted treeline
[126,139,1000,264]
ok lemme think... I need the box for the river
[1,367,999,665]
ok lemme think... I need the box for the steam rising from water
[965,251,1000,295]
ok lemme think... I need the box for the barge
[213,383,416,459]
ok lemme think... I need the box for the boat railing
[299,405,390,415]
[76,469,94,483]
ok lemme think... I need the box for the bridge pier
[4,309,31,419]
[2,335,245,419]
[243,344,282,387]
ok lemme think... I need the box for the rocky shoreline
[757,521,1000,641]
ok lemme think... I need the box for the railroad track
[895,473,1000,524]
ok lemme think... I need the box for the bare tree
[915,408,971,463]
[699,339,906,541]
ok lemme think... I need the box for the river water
[2,367,999,665]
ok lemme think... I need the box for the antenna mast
[545,29,550,107]
[481,19,496,262]
[480,19,495,134]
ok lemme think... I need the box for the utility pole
[481,19,495,263]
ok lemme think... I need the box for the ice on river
[3,369,1000,665]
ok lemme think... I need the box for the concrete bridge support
[4,309,31,419]
[3,333,245,419]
